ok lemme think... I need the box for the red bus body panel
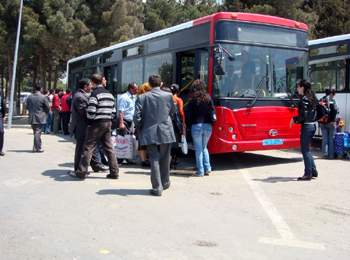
[208,106,301,154]
[192,12,307,154]
[193,12,308,31]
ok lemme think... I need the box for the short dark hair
[128,82,137,90]
[91,74,103,85]
[49,89,54,94]
[34,85,41,92]
[78,78,90,89]
[148,75,161,88]
[170,84,179,95]
[66,89,71,94]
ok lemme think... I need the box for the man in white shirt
[118,82,138,133]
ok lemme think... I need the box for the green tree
[144,0,181,32]
[313,0,350,38]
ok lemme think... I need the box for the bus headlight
[232,134,237,140]
[232,145,237,151]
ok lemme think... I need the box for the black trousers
[32,124,43,151]
[78,121,119,175]
[0,115,4,152]
[74,127,101,172]
[61,112,71,135]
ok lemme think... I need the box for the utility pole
[7,0,24,129]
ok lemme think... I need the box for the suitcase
[334,132,348,157]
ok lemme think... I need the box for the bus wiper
[215,44,235,61]
[246,75,267,108]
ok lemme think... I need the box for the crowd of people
[0,74,344,188]
[9,73,215,196]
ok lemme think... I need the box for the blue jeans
[44,111,53,134]
[300,124,317,177]
[191,123,212,176]
[320,123,335,159]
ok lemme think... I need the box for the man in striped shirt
[76,74,119,180]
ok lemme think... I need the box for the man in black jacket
[76,74,119,180]
[0,90,5,156]
[69,78,107,175]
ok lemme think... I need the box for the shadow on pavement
[58,162,74,168]
[252,177,297,183]
[7,149,34,153]
[123,170,192,178]
[211,153,303,171]
[42,169,81,182]
[42,169,106,181]
[96,189,150,196]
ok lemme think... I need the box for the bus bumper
[208,137,300,154]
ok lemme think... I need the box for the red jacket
[61,93,71,112]
[51,94,60,111]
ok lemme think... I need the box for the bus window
[121,58,143,92]
[104,65,118,96]
[310,60,346,92]
[198,49,209,85]
[144,53,173,87]
[215,44,307,98]
[177,51,195,101]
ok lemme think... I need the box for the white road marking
[240,168,325,250]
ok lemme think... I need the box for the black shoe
[0,151,5,156]
[163,182,170,190]
[141,161,150,167]
[106,173,119,179]
[297,176,312,181]
[68,171,86,180]
[312,169,318,178]
[92,165,109,172]
[150,189,162,196]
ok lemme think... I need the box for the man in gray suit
[26,85,50,152]
[134,75,176,196]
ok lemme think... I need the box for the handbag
[209,100,217,123]
[180,135,188,155]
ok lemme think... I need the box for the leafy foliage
[0,0,349,97]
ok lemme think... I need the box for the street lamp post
[7,0,24,129]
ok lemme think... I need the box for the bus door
[103,65,118,96]
[176,48,209,102]
[176,51,196,102]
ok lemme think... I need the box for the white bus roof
[309,34,350,46]
[67,21,194,64]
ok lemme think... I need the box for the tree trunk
[0,66,4,95]
[53,65,59,89]
[7,50,13,100]
[47,64,52,91]
[33,65,37,89]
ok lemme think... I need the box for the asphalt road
[1,127,350,260]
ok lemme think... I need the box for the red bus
[67,12,308,154]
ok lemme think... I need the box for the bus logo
[269,129,278,137]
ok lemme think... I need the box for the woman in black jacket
[290,80,318,181]
[187,80,216,177]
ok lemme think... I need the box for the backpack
[316,96,338,124]
[316,98,330,124]
[171,103,183,137]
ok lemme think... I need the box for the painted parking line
[240,168,325,250]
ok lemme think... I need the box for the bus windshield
[214,44,307,98]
